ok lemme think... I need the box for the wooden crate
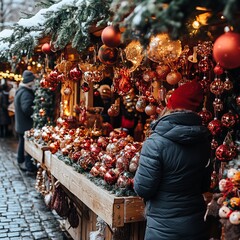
[50,154,145,228]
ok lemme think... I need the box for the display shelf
[24,139,145,229]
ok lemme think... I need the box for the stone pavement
[0,137,71,240]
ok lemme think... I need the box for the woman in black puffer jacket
[134,80,212,240]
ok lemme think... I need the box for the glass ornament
[198,56,212,72]
[213,98,224,112]
[158,85,167,102]
[211,138,219,150]
[124,40,144,72]
[208,118,223,136]
[166,70,182,85]
[223,77,233,91]
[147,33,182,64]
[221,112,236,128]
[156,64,171,80]
[198,108,213,125]
[210,78,224,95]
[136,96,147,112]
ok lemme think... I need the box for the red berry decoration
[98,45,118,65]
[213,32,240,69]
[41,42,51,54]
[101,26,121,48]
[208,119,223,136]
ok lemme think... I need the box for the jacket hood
[151,111,210,144]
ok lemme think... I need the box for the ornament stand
[24,138,146,240]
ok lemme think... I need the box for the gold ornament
[147,33,182,64]
[124,40,144,72]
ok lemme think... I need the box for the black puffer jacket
[14,86,34,134]
[134,111,211,240]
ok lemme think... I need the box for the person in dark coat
[134,80,212,240]
[0,83,11,137]
[14,70,37,173]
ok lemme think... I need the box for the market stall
[0,1,240,240]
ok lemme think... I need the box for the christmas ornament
[219,206,231,218]
[208,118,222,136]
[213,98,224,112]
[198,108,213,125]
[229,211,240,225]
[136,96,147,112]
[41,43,51,54]
[147,33,182,64]
[101,26,121,48]
[166,71,182,85]
[223,76,233,91]
[81,82,90,92]
[156,64,171,80]
[98,45,118,65]
[145,104,157,116]
[124,40,144,72]
[236,96,240,106]
[210,78,224,95]
[104,169,119,185]
[63,86,72,96]
[213,63,224,75]
[158,85,167,102]
[221,112,236,128]
[69,66,82,82]
[198,56,212,72]
[215,143,232,161]
[213,32,240,69]
[39,108,46,117]
[142,69,157,82]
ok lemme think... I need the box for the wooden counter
[24,139,146,239]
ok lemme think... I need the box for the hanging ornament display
[101,26,121,48]
[124,40,144,72]
[213,31,240,69]
[98,45,118,65]
[41,43,51,54]
[142,69,157,82]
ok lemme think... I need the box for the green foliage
[32,79,56,128]
[111,0,240,45]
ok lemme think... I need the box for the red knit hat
[167,80,204,111]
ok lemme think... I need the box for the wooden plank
[50,154,125,228]
[44,151,52,169]
[24,139,44,163]
[124,197,145,223]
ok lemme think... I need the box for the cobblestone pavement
[0,137,71,240]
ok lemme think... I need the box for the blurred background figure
[0,81,11,137]
[14,70,37,174]
[8,82,18,137]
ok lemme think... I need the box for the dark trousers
[17,133,36,171]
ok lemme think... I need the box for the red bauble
[156,64,171,80]
[98,45,118,65]
[166,71,182,85]
[215,144,232,161]
[104,169,119,185]
[208,119,223,136]
[198,108,213,125]
[213,64,224,75]
[213,32,240,69]
[41,43,51,54]
[101,26,121,48]
[221,112,236,128]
